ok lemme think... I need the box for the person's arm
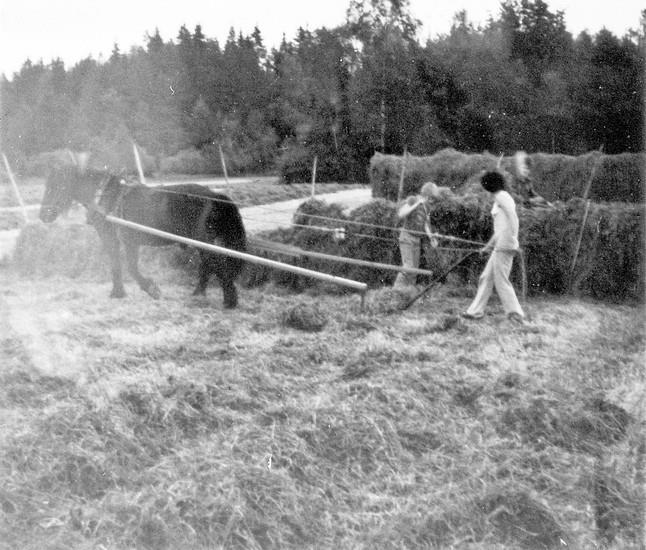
[397,196,423,220]
[481,235,496,254]
[424,220,438,247]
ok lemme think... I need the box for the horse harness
[86,175,133,223]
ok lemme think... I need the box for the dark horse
[39,166,247,308]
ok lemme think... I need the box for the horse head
[40,166,113,223]
[40,166,77,222]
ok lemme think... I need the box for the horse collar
[87,175,126,219]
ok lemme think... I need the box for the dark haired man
[463,171,525,323]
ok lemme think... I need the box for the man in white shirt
[463,171,525,323]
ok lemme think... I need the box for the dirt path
[241,188,372,233]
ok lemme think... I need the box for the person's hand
[430,237,439,248]
[478,246,490,256]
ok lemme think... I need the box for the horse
[39,166,247,308]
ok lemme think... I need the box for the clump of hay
[12,222,197,286]
[363,287,414,314]
[499,395,633,454]
[426,314,463,333]
[13,222,108,279]
[281,301,328,332]
[479,489,569,549]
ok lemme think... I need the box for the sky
[0,0,643,79]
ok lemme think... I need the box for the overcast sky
[0,0,642,78]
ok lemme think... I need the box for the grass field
[0,255,643,549]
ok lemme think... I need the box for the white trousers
[466,250,524,317]
[395,232,420,287]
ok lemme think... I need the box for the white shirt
[491,190,519,251]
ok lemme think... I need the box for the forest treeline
[1,0,643,182]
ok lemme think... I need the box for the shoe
[507,312,524,324]
[461,312,484,320]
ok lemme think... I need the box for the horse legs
[193,252,238,309]
[219,276,238,309]
[99,229,126,298]
[124,243,161,299]
[192,252,210,296]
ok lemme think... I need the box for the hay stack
[12,222,197,283]
[370,150,644,203]
[370,149,501,200]
[529,151,644,202]
[282,301,328,332]
[252,195,644,302]
[13,222,108,279]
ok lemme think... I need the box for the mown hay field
[0,232,644,549]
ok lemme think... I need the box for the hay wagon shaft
[103,214,368,295]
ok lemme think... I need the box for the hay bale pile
[370,149,502,200]
[13,223,109,279]
[529,152,644,203]
[246,198,400,291]
[429,195,644,301]
[370,149,644,203]
[11,222,197,284]
[253,195,644,302]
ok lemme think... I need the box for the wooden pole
[569,147,603,288]
[396,147,407,202]
[105,214,368,293]
[132,143,146,184]
[249,236,435,277]
[311,156,318,198]
[218,144,231,194]
[66,149,78,166]
[1,153,28,224]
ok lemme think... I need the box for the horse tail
[207,193,247,251]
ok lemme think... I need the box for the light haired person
[394,181,440,288]
[462,171,525,323]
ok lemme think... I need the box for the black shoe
[507,312,524,324]
[461,312,484,320]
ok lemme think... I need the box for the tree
[570,29,644,153]
[501,0,572,85]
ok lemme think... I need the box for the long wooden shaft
[105,215,368,293]
[249,237,435,276]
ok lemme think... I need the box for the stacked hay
[529,151,644,203]
[370,149,501,200]
[13,223,109,279]
[370,150,644,203]
[520,199,645,300]
[253,195,644,302]
[12,222,197,285]
[245,198,400,290]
